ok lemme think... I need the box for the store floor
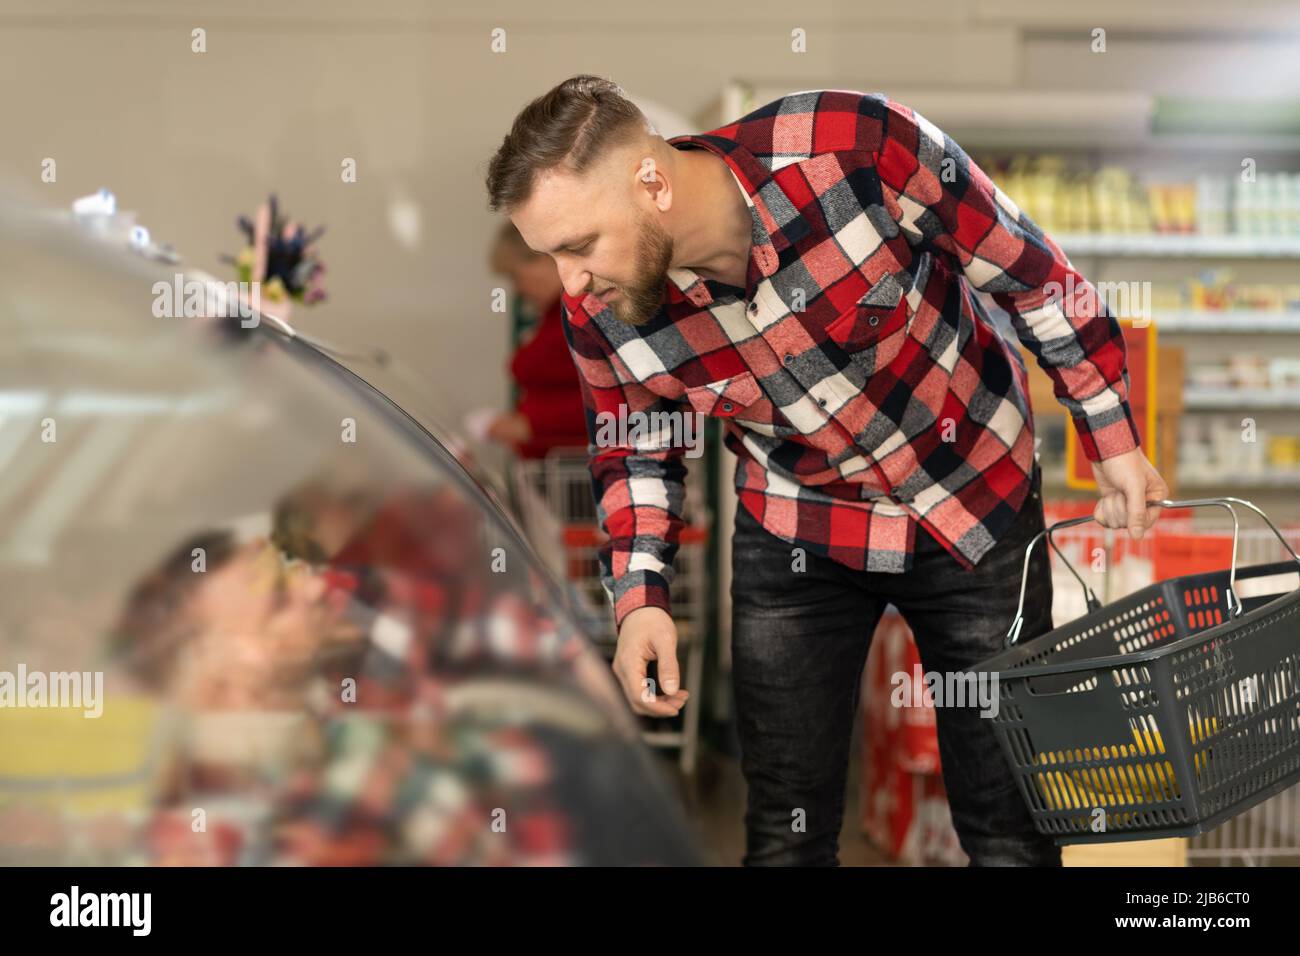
[659,720,895,866]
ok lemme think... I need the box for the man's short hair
[485,74,653,214]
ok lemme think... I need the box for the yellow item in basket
[1035,716,1218,810]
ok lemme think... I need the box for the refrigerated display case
[0,197,700,866]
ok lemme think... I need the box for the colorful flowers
[222,194,327,311]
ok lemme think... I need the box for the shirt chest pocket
[682,370,798,437]
[824,269,914,375]
[683,371,763,418]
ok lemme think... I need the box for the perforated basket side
[1166,562,1300,830]
[984,561,1300,843]
[983,581,1200,841]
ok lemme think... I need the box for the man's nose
[556,261,591,299]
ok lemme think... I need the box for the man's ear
[635,150,671,210]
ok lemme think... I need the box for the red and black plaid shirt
[560,90,1140,629]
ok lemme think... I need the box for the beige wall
[2,0,1298,431]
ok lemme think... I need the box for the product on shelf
[1234,173,1300,238]
[1148,182,1197,234]
[1176,414,1300,482]
[1186,352,1300,391]
[982,156,1300,239]
[1195,175,1231,236]
[1140,272,1300,316]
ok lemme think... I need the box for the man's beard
[605,214,673,327]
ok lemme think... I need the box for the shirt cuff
[611,569,672,631]
[1073,398,1142,462]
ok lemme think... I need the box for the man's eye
[572,240,593,253]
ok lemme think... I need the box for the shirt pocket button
[684,371,763,418]
[824,279,912,372]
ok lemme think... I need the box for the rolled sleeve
[874,97,1141,462]
[560,304,688,630]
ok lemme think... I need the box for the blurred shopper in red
[477,220,588,458]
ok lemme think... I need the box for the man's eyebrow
[546,233,597,254]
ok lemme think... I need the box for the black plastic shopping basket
[976,497,1300,845]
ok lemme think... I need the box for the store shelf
[1057,234,1300,258]
[1183,387,1300,410]
[1177,473,1300,490]
[1157,312,1300,333]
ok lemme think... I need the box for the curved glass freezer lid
[0,201,697,866]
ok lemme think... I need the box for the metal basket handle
[1005,497,1300,647]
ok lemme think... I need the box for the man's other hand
[612,606,689,717]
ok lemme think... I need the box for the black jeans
[729,470,1059,866]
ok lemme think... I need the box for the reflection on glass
[0,201,698,866]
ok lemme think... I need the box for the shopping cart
[977,497,1300,846]
[507,447,709,775]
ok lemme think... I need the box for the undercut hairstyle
[485,74,654,214]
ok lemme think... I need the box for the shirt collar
[664,132,800,303]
